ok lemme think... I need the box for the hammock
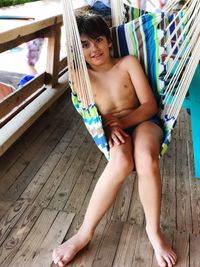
[62,0,200,160]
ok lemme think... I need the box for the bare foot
[52,231,91,266]
[146,229,177,267]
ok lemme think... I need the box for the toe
[163,255,173,267]
[169,252,177,265]
[54,256,63,265]
[58,260,65,267]
[158,258,167,267]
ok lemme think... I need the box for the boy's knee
[111,151,134,176]
[135,150,158,176]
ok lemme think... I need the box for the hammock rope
[62,0,94,108]
[163,8,200,104]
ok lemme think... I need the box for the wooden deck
[0,91,200,267]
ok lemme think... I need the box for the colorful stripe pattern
[71,91,110,159]
[111,12,178,156]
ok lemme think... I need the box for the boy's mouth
[91,52,103,59]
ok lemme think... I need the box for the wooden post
[45,23,61,87]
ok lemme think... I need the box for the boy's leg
[132,121,177,267]
[52,136,133,266]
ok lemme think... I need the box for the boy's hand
[103,114,121,128]
[105,125,128,148]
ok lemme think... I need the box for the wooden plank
[29,121,90,208]
[0,87,47,128]
[7,208,58,267]
[0,199,29,246]
[111,173,134,222]
[3,105,75,201]
[0,199,13,220]
[0,15,63,44]
[47,133,94,211]
[78,154,108,215]
[59,57,68,74]
[63,144,102,213]
[176,139,192,232]
[20,110,82,203]
[0,30,44,53]
[0,73,45,120]
[0,91,71,181]
[127,173,144,225]
[161,138,176,231]
[179,110,192,141]
[173,113,180,139]
[188,140,200,234]
[0,81,67,156]
[113,223,140,267]
[130,226,153,267]
[0,205,42,267]
[0,91,73,197]
[66,160,111,267]
[92,221,123,267]
[30,212,75,267]
[190,233,200,267]
[173,232,189,267]
[61,156,110,243]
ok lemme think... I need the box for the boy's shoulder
[116,55,140,68]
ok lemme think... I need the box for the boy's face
[80,34,112,67]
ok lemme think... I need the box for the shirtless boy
[52,13,177,267]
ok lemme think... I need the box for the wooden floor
[0,90,200,267]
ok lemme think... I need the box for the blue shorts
[124,115,163,136]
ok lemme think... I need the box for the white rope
[163,5,200,101]
[162,33,200,118]
[162,0,200,109]
[164,0,189,14]
[163,0,198,65]
[62,0,94,108]
[111,0,125,26]
[163,37,200,119]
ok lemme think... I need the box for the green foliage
[0,0,39,8]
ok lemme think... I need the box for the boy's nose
[90,42,98,51]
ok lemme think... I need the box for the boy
[52,13,177,267]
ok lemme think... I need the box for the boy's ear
[108,41,112,48]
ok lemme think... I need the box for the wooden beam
[0,73,68,156]
[0,30,44,53]
[0,73,46,120]
[0,15,63,44]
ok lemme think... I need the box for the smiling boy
[52,13,177,267]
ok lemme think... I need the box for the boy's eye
[96,37,103,43]
[82,42,89,49]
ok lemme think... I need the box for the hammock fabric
[62,0,200,160]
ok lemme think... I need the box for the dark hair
[76,12,111,42]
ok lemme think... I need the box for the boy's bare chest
[91,70,134,99]
[89,69,138,113]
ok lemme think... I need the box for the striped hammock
[62,0,200,160]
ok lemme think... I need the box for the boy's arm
[119,56,158,129]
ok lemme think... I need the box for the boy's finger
[121,129,129,137]
[113,132,125,145]
[115,133,125,144]
[108,139,113,148]
[113,136,121,146]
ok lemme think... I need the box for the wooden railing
[0,1,69,155]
